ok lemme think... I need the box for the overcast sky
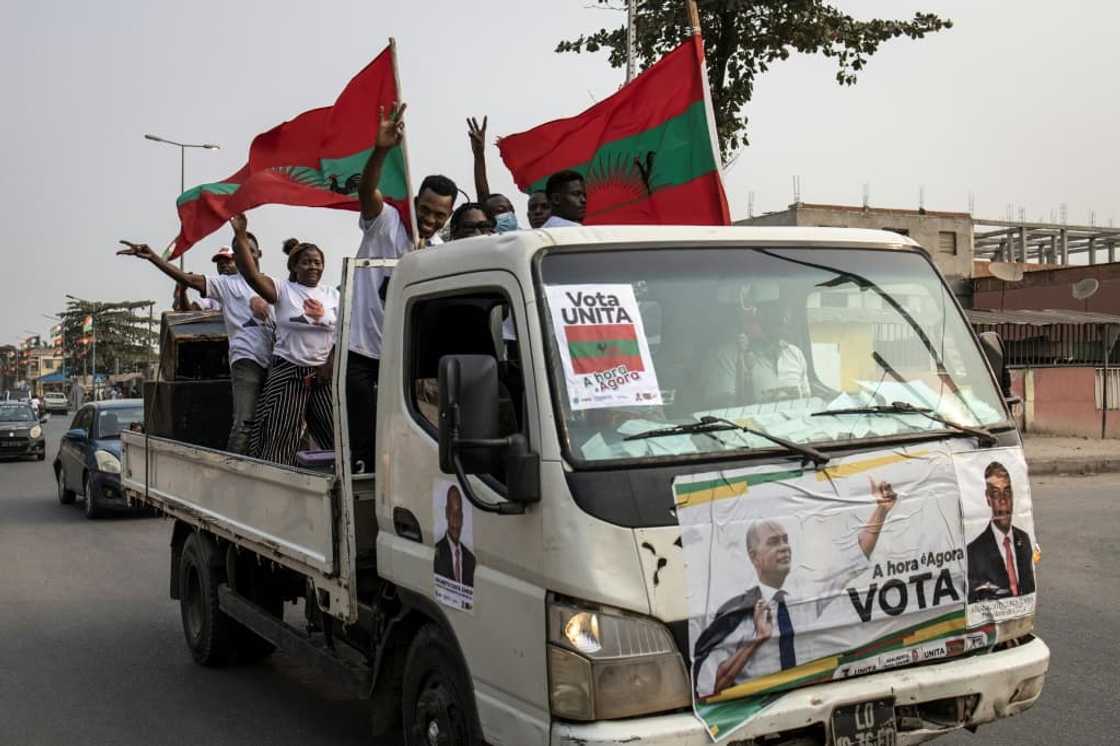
[3,0,1118,345]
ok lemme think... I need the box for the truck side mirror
[438,355,539,515]
[978,331,1019,404]
[438,354,501,475]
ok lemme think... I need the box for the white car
[43,393,69,414]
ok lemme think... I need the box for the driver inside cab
[699,286,811,409]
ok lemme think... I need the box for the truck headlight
[30,425,42,439]
[95,449,121,474]
[547,594,691,721]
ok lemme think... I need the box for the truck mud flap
[217,584,371,694]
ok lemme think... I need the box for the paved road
[0,416,370,746]
[1,417,1117,744]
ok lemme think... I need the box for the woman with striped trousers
[230,214,340,466]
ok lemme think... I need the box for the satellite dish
[1072,278,1100,301]
[989,262,1024,282]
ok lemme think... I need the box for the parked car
[55,399,144,518]
[43,392,69,414]
[0,402,46,460]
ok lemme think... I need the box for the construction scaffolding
[973,218,1120,265]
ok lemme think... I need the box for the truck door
[382,271,551,742]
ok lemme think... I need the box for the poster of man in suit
[675,444,970,742]
[433,480,476,611]
[953,449,1037,625]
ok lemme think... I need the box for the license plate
[831,698,896,746]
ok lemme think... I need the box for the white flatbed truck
[123,226,1048,745]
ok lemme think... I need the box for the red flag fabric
[170,44,411,258]
[498,35,729,226]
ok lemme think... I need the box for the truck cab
[125,225,1047,746]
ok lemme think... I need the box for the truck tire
[56,467,75,505]
[178,532,234,667]
[401,624,483,746]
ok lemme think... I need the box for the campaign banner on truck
[432,479,476,613]
[675,445,972,742]
[953,448,1037,626]
[545,284,662,410]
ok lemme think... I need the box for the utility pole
[625,0,637,82]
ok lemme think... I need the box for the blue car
[54,399,144,519]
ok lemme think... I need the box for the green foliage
[556,0,952,158]
[58,299,157,378]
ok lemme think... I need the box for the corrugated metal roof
[967,308,1120,326]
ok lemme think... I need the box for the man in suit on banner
[967,461,1034,602]
[434,485,476,588]
[693,479,898,698]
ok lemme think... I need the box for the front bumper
[552,636,1049,745]
[88,471,128,508]
[0,436,45,457]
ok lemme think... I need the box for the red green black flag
[565,323,644,375]
[168,42,414,259]
[497,34,729,226]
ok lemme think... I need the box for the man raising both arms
[541,170,587,227]
[348,101,456,473]
[117,234,273,454]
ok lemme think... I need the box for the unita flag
[498,34,729,226]
[169,42,413,259]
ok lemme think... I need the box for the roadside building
[738,203,974,304]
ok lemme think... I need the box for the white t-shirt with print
[349,203,440,360]
[205,274,275,369]
[272,278,340,368]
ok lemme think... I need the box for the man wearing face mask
[467,115,521,233]
[348,101,457,474]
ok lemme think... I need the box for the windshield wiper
[622,419,742,442]
[624,416,830,466]
[811,401,997,447]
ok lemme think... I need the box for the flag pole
[685,0,729,223]
[389,37,421,248]
[685,0,701,34]
[686,0,724,170]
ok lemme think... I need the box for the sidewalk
[1024,434,1120,475]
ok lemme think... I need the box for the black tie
[775,592,797,670]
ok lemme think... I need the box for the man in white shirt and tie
[693,479,898,698]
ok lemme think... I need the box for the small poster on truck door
[433,479,475,612]
[674,444,971,742]
[545,284,662,410]
[953,448,1038,627]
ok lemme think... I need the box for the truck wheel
[56,467,75,505]
[83,474,101,519]
[178,532,234,667]
[401,624,482,746]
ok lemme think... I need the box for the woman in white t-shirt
[231,214,340,466]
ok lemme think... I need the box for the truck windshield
[539,246,1007,464]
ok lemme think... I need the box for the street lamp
[144,134,221,269]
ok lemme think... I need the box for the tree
[58,299,157,380]
[556,0,952,159]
